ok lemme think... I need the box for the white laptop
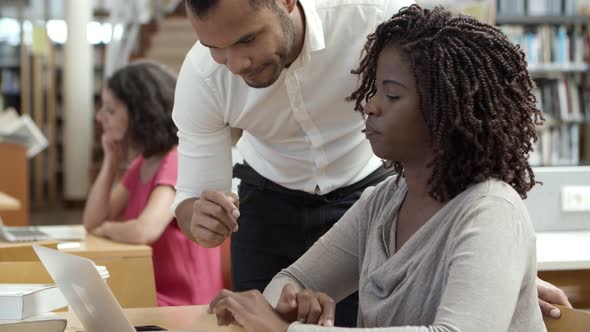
[32,244,175,332]
[0,221,86,242]
[0,220,51,242]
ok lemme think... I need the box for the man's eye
[241,35,256,44]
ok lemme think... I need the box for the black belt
[233,161,394,201]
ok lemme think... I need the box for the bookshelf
[527,63,589,74]
[1,42,60,209]
[1,39,106,209]
[496,15,590,25]
[0,47,21,113]
[495,0,590,167]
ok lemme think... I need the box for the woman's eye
[387,95,400,101]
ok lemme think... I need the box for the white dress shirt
[172,0,415,211]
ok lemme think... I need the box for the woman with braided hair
[208,5,549,331]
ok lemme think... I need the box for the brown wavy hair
[106,60,178,158]
[348,5,544,201]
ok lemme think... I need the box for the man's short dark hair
[186,0,275,19]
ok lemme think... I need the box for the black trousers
[231,162,393,327]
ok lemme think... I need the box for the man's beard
[244,9,297,88]
[244,62,283,88]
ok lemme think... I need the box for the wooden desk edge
[60,305,245,332]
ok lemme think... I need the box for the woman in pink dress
[83,60,223,306]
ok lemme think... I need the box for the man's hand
[537,276,572,319]
[275,283,335,326]
[209,289,290,332]
[188,189,240,247]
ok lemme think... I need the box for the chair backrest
[221,237,231,289]
[544,305,590,332]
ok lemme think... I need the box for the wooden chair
[539,270,590,310]
[544,305,590,332]
[221,237,232,289]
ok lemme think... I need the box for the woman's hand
[209,289,290,332]
[101,134,124,166]
[275,283,336,326]
[90,223,109,238]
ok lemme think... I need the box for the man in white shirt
[173,0,571,325]
[173,0,411,326]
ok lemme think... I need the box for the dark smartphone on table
[135,325,167,331]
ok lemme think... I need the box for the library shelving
[496,1,590,166]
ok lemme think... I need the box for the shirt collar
[299,0,325,53]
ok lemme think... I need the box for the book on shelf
[531,123,581,166]
[584,76,590,119]
[0,313,66,332]
[498,0,590,16]
[498,0,525,16]
[534,76,584,123]
[0,284,67,320]
[500,24,585,67]
[0,69,19,94]
[525,0,562,16]
[529,74,586,166]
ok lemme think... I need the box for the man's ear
[281,0,298,13]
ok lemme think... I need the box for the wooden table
[0,239,58,260]
[61,232,157,308]
[63,305,244,332]
[537,231,590,310]
[0,226,156,308]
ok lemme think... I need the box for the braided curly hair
[348,5,544,201]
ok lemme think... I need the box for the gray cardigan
[264,177,546,331]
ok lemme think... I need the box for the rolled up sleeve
[171,52,233,214]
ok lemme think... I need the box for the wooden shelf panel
[497,15,590,25]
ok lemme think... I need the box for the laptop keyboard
[2,228,50,241]
[7,229,48,237]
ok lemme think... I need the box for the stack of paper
[0,313,66,332]
[0,108,48,158]
[0,284,67,320]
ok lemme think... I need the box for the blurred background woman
[83,60,223,306]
